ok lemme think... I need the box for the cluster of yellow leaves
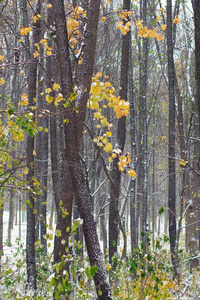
[18,94,29,106]
[43,83,61,104]
[116,151,136,178]
[179,159,187,166]
[136,20,164,41]
[33,14,41,23]
[88,73,134,174]
[88,73,129,119]
[33,39,52,58]
[117,21,131,35]
[117,10,132,35]
[9,124,24,142]
[0,77,5,85]
[93,133,113,153]
[20,26,32,36]
[44,45,52,56]
[67,6,86,48]
[173,15,180,24]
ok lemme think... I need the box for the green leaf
[55,229,62,237]
[85,266,91,279]
[90,265,98,277]
[159,206,164,215]
[147,254,152,261]
[5,268,13,275]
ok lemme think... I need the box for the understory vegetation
[0,233,200,300]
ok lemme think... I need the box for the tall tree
[53,0,111,297]
[167,0,177,275]
[26,0,41,290]
[109,0,130,262]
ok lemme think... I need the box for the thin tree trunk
[109,0,130,262]
[26,0,41,290]
[129,31,137,251]
[167,0,178,276]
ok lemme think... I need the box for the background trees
[0,0,200,298]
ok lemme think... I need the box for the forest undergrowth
[0,231,199,300]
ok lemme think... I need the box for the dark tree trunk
[109,0,130,262]
[141,0,148,247]
[194,0,200,132]
[26,0,41,290]
[167,0,177,276]
[129,42,137,250]
[53,0,112,297]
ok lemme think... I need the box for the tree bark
[53,0,112,297]
[26,0,41,290]
[109,0,130,262]
[167,0,177,276]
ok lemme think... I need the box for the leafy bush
[0,234,200,299]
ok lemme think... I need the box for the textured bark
[8,193,14,244]
[174,73,190,255]
[194,0,200,132]
[52,0,74,272]
[167,0,177,275]
[26,0,41,290]
[141,0,148,246]
[53,0,111,297]
[109,0,130,262]
[129,31,137,251]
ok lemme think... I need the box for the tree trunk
[129,31,137,251]
[167,0,178,276]
[26,0,41,290]
[53,0,112,297]
[109,0,130,262]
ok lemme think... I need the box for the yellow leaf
[106,263,111,271]
[104,143,113,153]
[20,26,32,35]
[40,39,47,45]
[0,78,5,85]
[157,15,161,22]
[161,24,167,30]
[157,34,163,41]
[173,16,180,24]
[33,51,39,58]
[33,150,36,156]
[180,159,187,166]
[105,81,111,88]
[23,167,29,175]
[47,3,52,8]
[45,88,52,94]
[112,153,117,158]
[128,169,136,178]
[118,161,124,171]
[53,83,60,91]
[46,94,53,104]
[106,131,112,137]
